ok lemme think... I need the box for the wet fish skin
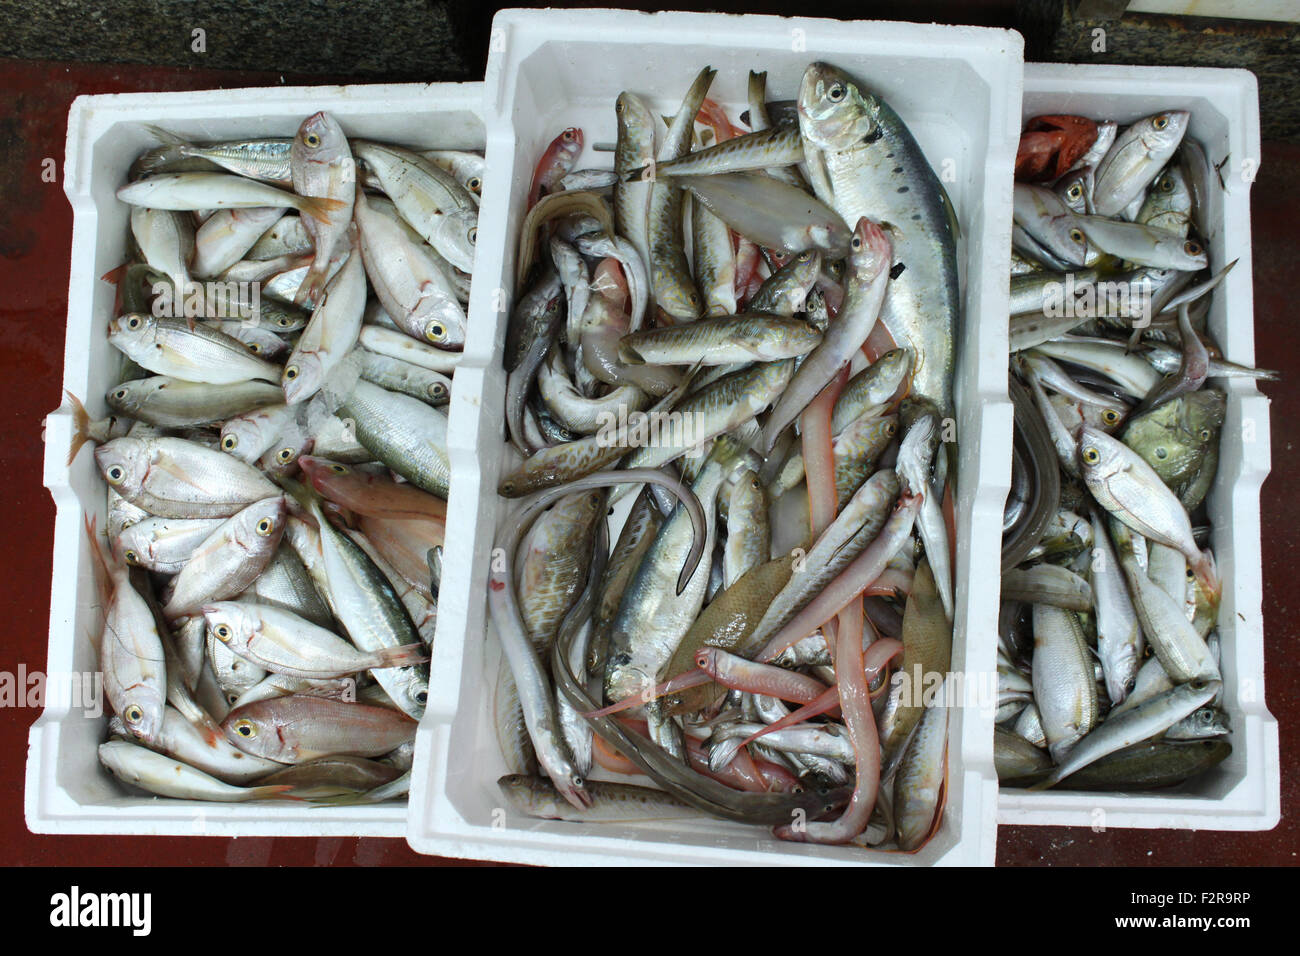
[222,695,416,763]
[99,740,295,802]
[1030,603,1099,764]
[96,435,280,518]
[1093,111,1190,217]
[798,62,958,418]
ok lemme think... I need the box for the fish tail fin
[144,124,188,147]
[293,261,330,308]
[278,476,325,525]
[296,195,348,226]
[64,390,95,466]
[83,513,113,611]
[252,784,302,801]
[372,642,432,670]
[1025,774,1060,793]
[1195,548,1222,604]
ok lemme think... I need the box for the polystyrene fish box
[997,64,1279,831]
[406,8,1022,865]
[29,82,485,837]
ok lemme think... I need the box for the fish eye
[123,703,143,724]
[885,422,897,437]
[126,315,143,331]
[798,251,815,262]
[1069,228,1085,244]
[276,447,296,463]
[1153,115,1170,131]
[851,236,862,251]
[827,83,846,102]
[123,549,139,565]
[562,129,577,142]
[233,718,257,738]
[1184,240,1202,257]
[247,343,262,354]
[112,387,129,401]
[1154,446,1168,459]
[425,322,446,342]
[428,383,447,400]
[222,434,238,450]
[304,132,321,148]
[284,365,300,380]
[688,292,699,306]
[1068,184,1082,200]
[468,227,478,244]
[255,517,275,536]
[415,690,428,705]
[214,623,232,641]
[105,465,126,485]
[329,463,349,474]
[1102,409,1120,425]
[1199,428,1212,441]
[1160,175,1175,192]
[468,177,482,193]
[276,315,292,327]
[1081,447,1100,465]
[1186,567,1197,580]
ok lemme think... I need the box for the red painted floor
[0,58,1292,866]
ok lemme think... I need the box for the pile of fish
[68,111,482,804]
[490,63,960,849]
[998,109,1274,791]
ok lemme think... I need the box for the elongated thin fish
[117,172,344,220]
[99,740,295,801]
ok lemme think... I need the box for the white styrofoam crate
[997,64,1280,831]
[28,82,486,836]
[407,8,1023,865]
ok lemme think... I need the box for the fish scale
[799,63,958,418]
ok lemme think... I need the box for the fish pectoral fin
[151,455,203,490]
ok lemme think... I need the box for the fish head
[797,63,878,152]
[116,683,165,744]
[107,312,156,347]
[846,217,893,280]
[222,704,271,756]
[432,208,478,273]
[293,111,350,167]
[784,249,824,299]
[420,309,465,350]
[497,773,564,819]
[1077,425,1123,479]
[219,413,266,460]
[104,378,159,419]
[555,127,584,162]
[1179,389,1226,441]
[232,495,288,553]
[1055,166,1093,214]
[1102,643,1139,706]
[385,667,430,718]
[1165,235,1208,271]
[1137,110,1191,156]
[95,438,149,500]
[281,351,324,405]
[202,601,252,652]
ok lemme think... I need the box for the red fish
[528,127,584,208]
[1018,114,1099,182]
